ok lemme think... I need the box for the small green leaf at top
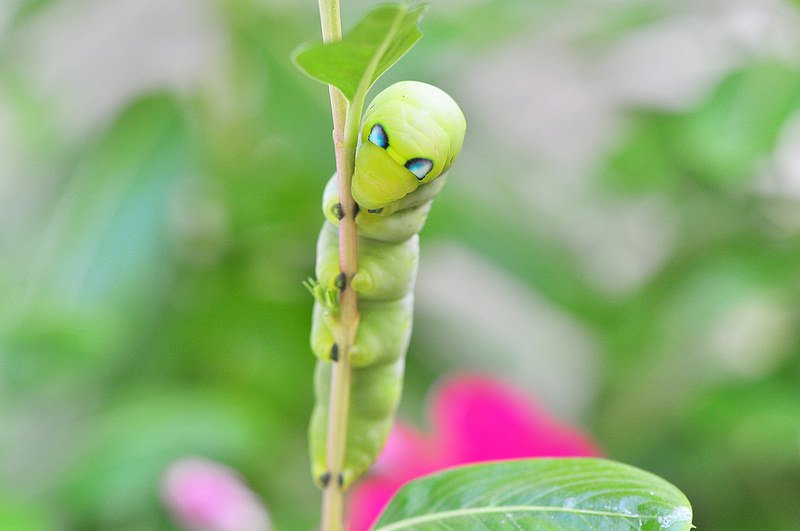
[374,458,693,530]
[292,3,427,103]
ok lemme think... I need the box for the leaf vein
[375,505,666,531]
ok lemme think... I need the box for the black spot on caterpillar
[332,202,344,221]
[319,472,331,487]
[334,272,346,291]
[330,343,339,362]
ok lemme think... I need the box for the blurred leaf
[292,3,426,102]
[625,380,800,531]
[1,305,122,396]
[429,191,610,321]
[59,389,275,526]
[1,0,58,32]
[575,3,669,49]
[0,71,61,165]
[0,498,52,530]
[1,94,192,396]
[604,114,681,194]
[375,459,693,530]
[606,62,800,194]
[421,0,563,50]
[21,93,191,307]
[673,62,800,187]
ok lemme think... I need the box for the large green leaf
[292,3,426,103]
[374,458,693,530]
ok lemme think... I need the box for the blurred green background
[2,0,800,529]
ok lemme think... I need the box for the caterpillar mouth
[352,141,418,210]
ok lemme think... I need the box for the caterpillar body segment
[310,295,413,368]
[322,174,435,243]
[309,81,466,489]
[310,358,405,488]
[315,221,419,302]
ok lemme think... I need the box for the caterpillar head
[352,81,466,210]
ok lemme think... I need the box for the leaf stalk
[317,0,361,529]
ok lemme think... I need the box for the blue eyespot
[405,158,433,180]
[368,124,389,149]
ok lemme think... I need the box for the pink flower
[348,374,600,531]
[161,457,271,531]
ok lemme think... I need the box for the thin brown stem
[317,0,361,530]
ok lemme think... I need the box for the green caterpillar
[308,81,466,488]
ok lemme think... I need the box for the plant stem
[317,0,361,529]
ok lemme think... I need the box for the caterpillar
[308,81,466,489]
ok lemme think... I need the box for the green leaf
[670,62,800,187]
[292,3,427,102]
[375,458,693,530]
[0,498,53,531]
[602,62,800,193]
